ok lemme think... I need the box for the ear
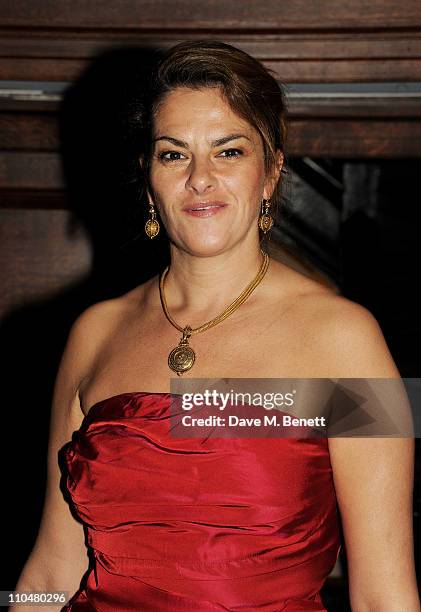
[145,189,154,207]
[263,150,284,200]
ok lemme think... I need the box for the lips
[183,201,228,211]
[182,201,228,218]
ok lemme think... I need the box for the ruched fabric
[59,392,341,611]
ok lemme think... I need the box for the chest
[83,300,321,411]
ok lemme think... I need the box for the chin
[181,237,231,258]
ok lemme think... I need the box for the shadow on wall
[1,45,172,591]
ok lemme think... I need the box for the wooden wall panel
[1,33,420,83]
[0,152,63,190]
[289,119,421,158]
[0,1,421,82]
[0,208,92,317]
[0,113,59,150]
[0,57,86,82]
[1,0,420,30]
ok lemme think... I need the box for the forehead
[153,86,257,137]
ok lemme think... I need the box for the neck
[161,241,268,327]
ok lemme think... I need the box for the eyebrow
[153,133,252,148]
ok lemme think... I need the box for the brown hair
[136,40,289,237]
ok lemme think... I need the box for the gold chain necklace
[159,248,270,376]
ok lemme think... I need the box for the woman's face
[146,86,281,256]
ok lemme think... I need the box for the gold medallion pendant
[168,326,195,376]
[159,249,270,376]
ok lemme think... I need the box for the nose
[185,156,216,195]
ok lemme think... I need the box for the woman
[12,40,419,611]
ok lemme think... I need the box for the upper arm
[16,302,113,593]
[319,301,420,609]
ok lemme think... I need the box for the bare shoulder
[68,279,154,388]
[73,278,154,340]
[68,297,125,365]
[299,288,400,378]
[268,259,400,378]
[266,257,341,321]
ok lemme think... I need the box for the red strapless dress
[60,392,341,611]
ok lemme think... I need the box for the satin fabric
[60,392,341,611]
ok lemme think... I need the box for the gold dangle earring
[145,201,160,239]
[258,198,274,233]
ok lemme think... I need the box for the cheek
[149,163,163,193]
[150,162,185,191]
[149,167,179,211]
[228,162,265,200]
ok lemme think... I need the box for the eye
[218,148,243,159]
[158,150,186,163]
